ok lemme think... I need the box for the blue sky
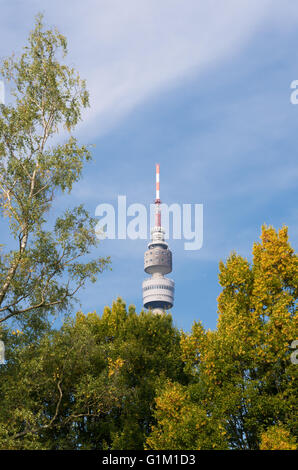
[0,0,298,332]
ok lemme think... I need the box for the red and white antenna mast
[155,163,161,227]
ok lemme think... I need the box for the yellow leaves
[180,334,197,361]
[108,357,125,378]
[147,380,229,450]
[180,322,208,375]
[86,311,98,321]
[153,382,190,421]
[216,225,298,375]
[218,252,251,292]
[75,311,86,325]
[253,226,297,288]
[11,329,23,335]
[260,425,297,450]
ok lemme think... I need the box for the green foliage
[147,226,298,450]
[146,381,228,450]
[0,220,297,450]
[0,298,185,449]
[260,424,297,450]
[0,14,109,332]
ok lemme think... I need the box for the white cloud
[0,0,275,138]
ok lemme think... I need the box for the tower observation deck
[142,164,174,314]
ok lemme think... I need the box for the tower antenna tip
[155,163,161,205]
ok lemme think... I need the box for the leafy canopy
[0,14,109,332]
[147,226,298,450]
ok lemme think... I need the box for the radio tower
[142,164,175,314]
